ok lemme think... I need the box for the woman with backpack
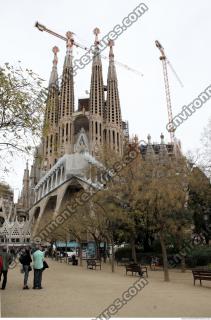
[19,248,32,289]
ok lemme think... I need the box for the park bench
[86,259,101,270]
[58,254,66,263]
[192,269,211,286]
[125,263,148,278]
[67,256,78,265]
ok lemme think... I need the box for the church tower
[19,161,30,210]
[59,31,75,155]
[89,28,105,155]
[43,46,60,169]
[105,40,123,155]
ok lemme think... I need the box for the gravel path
[1,259,211,317]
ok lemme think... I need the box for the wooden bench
[58,254,66,263]
[67,256,78,265]
[125,264,148,278]
[86,259,101,270]
[192,269,211,286]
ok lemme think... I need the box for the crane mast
[155,40,175,143]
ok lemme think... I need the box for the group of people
[0,245,47,290]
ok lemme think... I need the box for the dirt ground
[1,258,211,317]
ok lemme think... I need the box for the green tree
[91,140,142,268]
[201,118,211,178]
[0,62,47,173]
[188,166,211,244]
[136,155,191,281]
[98,140,191,281]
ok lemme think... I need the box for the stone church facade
[17,30,179,242]
[17,31,130,240]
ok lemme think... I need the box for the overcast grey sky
[1,0,211,200]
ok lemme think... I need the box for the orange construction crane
[155,40,183,143]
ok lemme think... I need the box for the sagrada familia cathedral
[0,29,179,247]
[14,30,129,243]
[23,31,128,207]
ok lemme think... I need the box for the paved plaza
[1,259,211,317]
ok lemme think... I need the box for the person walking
[0,247,12,290]
[19,248,32,289]
[32,245,44,289]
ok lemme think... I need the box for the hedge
[115,245,211,268]
[186,246,211,268]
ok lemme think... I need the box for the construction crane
[155,40,183,143]
[35,21,143,77]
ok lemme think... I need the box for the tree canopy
[0,62,47,174]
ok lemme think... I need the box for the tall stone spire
[21,161,30,210]
[43,47,60,169]
[60,31,75,118]
[107,40,121,126]
[145,134,155,160]
[45,46,59,127]
[107,41,117,81]
[105,40,123,154]
[89,28,105,154]
[49,46,59,87]
[59,31,75,156]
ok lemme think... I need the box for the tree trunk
[79,242,83,266]
[159,232,170,282]
[131,236,137,263]
[111,235,115,273]
[65,240,68,260]
[177,230,186,273]
[94,239,100,260]
[204,232,209,245]
[103,241,107,263]
[143,233,151,252]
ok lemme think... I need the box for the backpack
[42,260,49,270]
[19,254,24,264]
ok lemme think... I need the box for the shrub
[115,247,132,261]
[186,246,211,268]
[115,247,163,264]
[115,244,211,268]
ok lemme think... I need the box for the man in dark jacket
[19,248,32,289]
[0,247,12,290]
